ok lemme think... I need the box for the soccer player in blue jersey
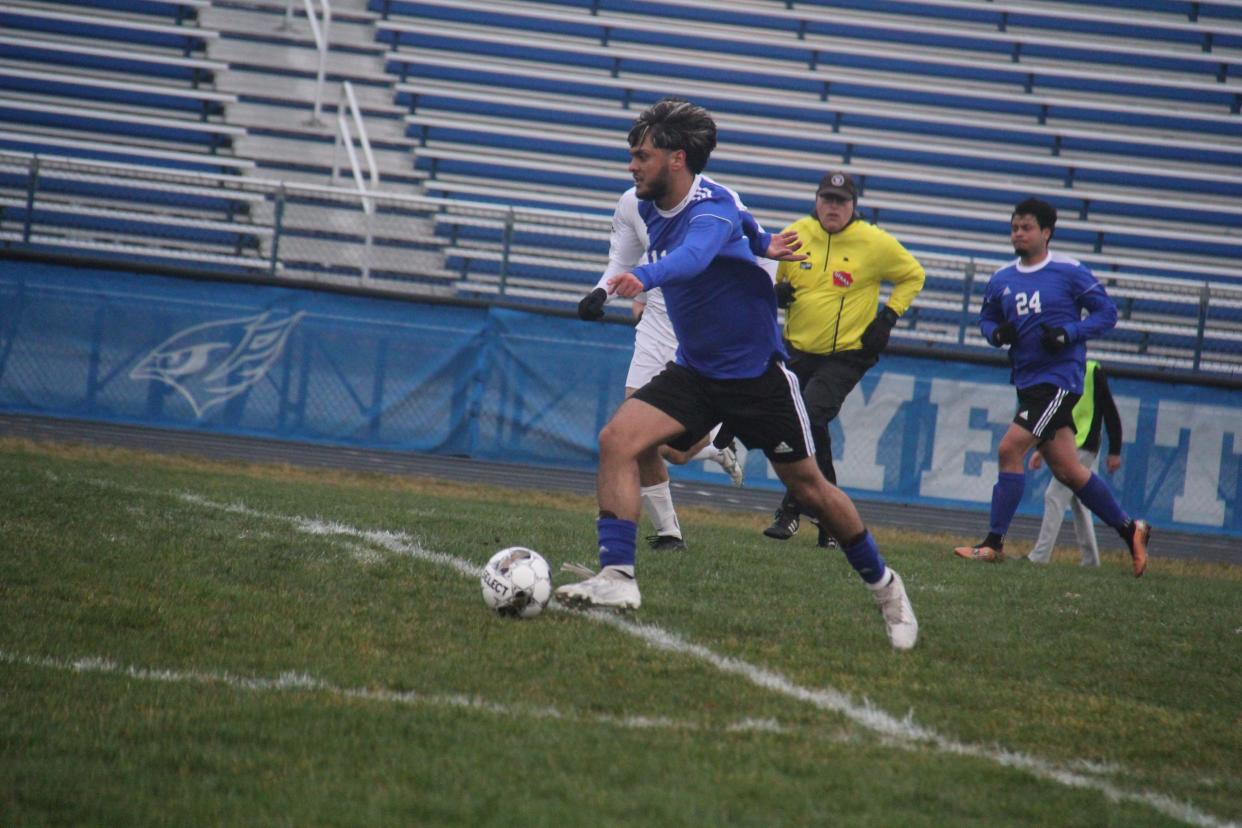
[554,98,918,649]
[953,198,1150,577]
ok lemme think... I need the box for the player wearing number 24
[953,198,1151,577]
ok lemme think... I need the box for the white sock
[865,569,895,592]
[689,425,724,462]
[640,481,682,538]
[604,564,635,578]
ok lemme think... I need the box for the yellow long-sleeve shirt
[777,215,925,354]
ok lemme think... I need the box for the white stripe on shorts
[777,362,817,456]
[1033,387,1067,438]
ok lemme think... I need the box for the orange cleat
[954,544,1004,563]
[1128,520,1151,578]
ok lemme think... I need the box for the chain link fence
[2,149,1239,380]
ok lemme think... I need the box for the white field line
[57,478,1237,828]
[0,651,789,736]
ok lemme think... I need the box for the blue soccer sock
[989,471,1026,540]
[1074,473,1130,532]
[597,517,638,569]
[841,529,887,585]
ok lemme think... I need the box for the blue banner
[2,262,1239,538]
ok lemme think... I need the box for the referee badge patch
[833,270,853,287]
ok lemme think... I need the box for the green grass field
[2,437,1239,827]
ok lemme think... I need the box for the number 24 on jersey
[1014,291,1042,316]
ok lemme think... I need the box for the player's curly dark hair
[627,98,718,174]
[1013,197,1057,238]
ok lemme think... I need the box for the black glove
[577,287,607,321]
[774,281,796,308]
[860,306,899,355]
[990,321,1018,347]
[1041,324,1070,353]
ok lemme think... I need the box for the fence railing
[1,149,1239,381]
[331,81,379,280]
[281,0,331,124]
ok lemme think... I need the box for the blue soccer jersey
[979,251,1117,393]
[631,175,785,379]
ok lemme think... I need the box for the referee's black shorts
[631,360,815,463]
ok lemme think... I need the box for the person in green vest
[1026,359,1123,566]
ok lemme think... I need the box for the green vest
[1072,360,1098,449]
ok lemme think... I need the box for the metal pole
[22,155,40,243]
[958,259,976,344]
[331,86,345,185]
[362,204,374,282]
[270,186,286,275]
[1193,282,1210,372]
[499,208,515,296]
[313,0,331,124]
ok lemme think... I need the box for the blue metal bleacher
[0,0,240,156]
[3,0,1240,376]
[361,0,1242,374]
[0,0,257,266]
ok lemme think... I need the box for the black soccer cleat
[763,509,799,540]
[647,534,687,551]
[817,525,838,549]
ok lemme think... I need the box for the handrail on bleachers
[281,0,332,122]
[332,80,380,279]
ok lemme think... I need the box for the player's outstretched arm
[766,230,807,262]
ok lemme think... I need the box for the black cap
[816,170,858,200]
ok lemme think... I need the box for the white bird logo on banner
[129,311,304,418]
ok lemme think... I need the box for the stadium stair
[197,0,453,286]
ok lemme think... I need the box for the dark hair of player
[627,98,718,175]
[1012,197,1058,238]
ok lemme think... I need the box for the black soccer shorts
[1014,383,1081,442]
[631,360,815,463]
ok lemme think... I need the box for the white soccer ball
[481,547,553,619]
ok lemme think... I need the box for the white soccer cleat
[714,443,745,487]
[872,569,918,650]
[554,565,641,610]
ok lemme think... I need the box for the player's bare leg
[556,398,684,611]
[997,422,1039,474]
[775,457,863,544]
[1037,427,1090,490]
[774,457,917,649]
[597,397,684,523]
[1040,426,1150,576]
[660,433,710,466]
[624,386,686,550]
[662,428,744,487]
[955,423,1038,562]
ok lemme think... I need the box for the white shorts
[625,326,677,389]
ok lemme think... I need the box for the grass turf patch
[1,437,1238,826]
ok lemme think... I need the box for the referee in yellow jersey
[764,171,925,547]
